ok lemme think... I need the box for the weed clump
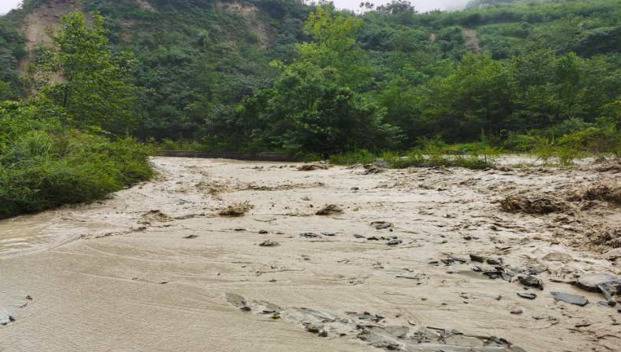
[500,194,568,214]
[568,183,621,205]
[218,202,254,217]
[315,204,344,216]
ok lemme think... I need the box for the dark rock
[518,275,544,290]
[300,232,320,238]
[304,322,325,334]
[259,240,279,247]
[551,291,589,306]
[315,204,343,216]
[441,256,468,266]
[487,257,502,265]
[183,234,198,239]
[258,230,269,234]
[371,221,394,230]
[321,232,336,237]
[469,254,486,263]
[517,292,537,300]
[346,311,384,323]
[386,239,402,246]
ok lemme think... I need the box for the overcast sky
[331,0,469,12]
[0,0,468,15]
[0,0,21,15]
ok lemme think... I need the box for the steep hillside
[1,0,620,150]
[1,0,310,137]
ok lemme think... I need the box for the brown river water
[0,157,619,352]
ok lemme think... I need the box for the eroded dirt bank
[0,157,620,352]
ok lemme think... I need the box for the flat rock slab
[0,307,14,325]
[603,248,621,261]
[576,273,619,292]
[551,292,589,307]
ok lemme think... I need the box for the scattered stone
[603,248,621,261]
[518,275,544,290]
[353,234,365,239]
[469,254,486,263]
[258,230,269,234]
[475,264,514,282]
[371,221,393,230]
[315,204,343,216]
[441,256,468,266]
[386,239,402,246]
[218,202,254,217]
[517,292,537,300]
[300,232,321,238]
[321,232,336,237]
[225,293,251,312]
[542,252,573,263]
[346,311,385,323]
[510,307,523,315]
[551,292,589,307]
[183,234,198,239]
[304,322,327,336]
[259,240,280,247]
[487,257,502,265]
[500,194,567,215]
[0,309,14,326]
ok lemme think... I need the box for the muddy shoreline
[0,157,619,352]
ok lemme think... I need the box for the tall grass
[0,102,153,219]
[329,140,500,170]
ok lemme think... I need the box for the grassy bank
[0,102,153,219]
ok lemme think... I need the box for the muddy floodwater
[1,157,620,352]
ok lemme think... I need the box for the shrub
[0,102,152,219]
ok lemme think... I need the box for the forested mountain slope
[1,0,620,152]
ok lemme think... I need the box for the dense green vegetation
[0,12,152,219]
[1,0,621,216]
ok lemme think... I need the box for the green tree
[420,54,513,141]
[42,12,138,135]
[297,5,373,90]
[232,61,399,155]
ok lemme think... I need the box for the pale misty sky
[0,0,21,15]
[331,0,469,12]
[0,0,468,15]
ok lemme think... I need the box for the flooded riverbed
[0,157,619,352]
